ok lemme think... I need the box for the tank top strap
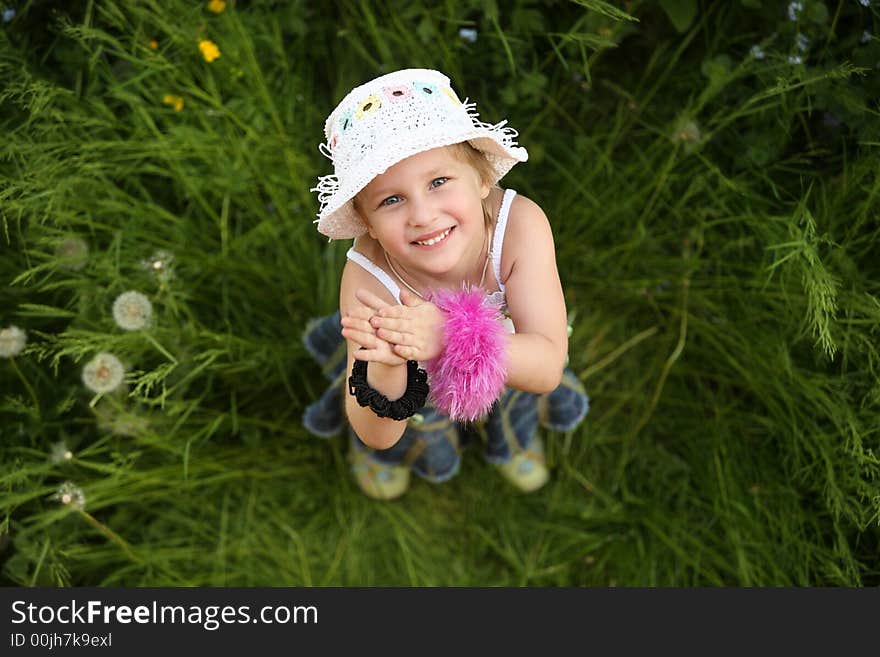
[490,189,517,294]
[345,247,402,304]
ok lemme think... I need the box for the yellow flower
[162,95,184,111]
[148,39,159,50]
[199,39,220,63]
[207,0,226,13]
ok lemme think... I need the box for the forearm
[504,332,567,394]
[345,361,409,450]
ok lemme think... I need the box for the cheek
[372,220,405,245]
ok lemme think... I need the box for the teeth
[416,228,451,246]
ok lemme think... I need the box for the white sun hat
[311,68,529,240]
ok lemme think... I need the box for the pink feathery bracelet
[425,285,508,423]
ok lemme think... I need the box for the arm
[497,196,569,394]
[338,262,410,450]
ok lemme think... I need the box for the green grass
[1,0,879,586]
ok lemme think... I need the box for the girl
[305,68,589,499]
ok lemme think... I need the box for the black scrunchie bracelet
[348,358,429,421]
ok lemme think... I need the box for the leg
[483,388,549,493]
[537,368,590,431]
[407,404,464,483]
[348,427,413,500]
[348,399,464,499]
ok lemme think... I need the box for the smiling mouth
[412,227,454,246]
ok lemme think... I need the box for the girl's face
[356,146,491,282]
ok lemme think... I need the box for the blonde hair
[353,142,498,229]
[447,142,497,230]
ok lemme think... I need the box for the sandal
[348,433,411,500]
[495,434,549,493]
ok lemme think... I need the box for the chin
[408,244,458,268]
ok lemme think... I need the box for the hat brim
[315,133,528,240]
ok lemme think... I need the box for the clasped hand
[340,288,446,366]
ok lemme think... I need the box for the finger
[370,316,408,331]
[353,348,406,367]
[341,316,375,334]
[355,288,392,312]
[341,327,383,349]
[393,343,418,360]
[377,304,406,319]
[347,305,378,321]
[377,327,410,345]
[352,348,386,362]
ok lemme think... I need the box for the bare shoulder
[339,241,398,314]
[500,193,556,283]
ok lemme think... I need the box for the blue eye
[431,177,448,188]
[381,195,402,207]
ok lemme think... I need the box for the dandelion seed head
[82,352,125,393]
[55,236,89,271]
[112,291,153,331]
[858,0,870,7]
[2,7,15,22]
[0,325,27,358]
[788,54,803,65]
[140,250,175,282]
[796,34,810,51]
[750,44,766,60]
[673,120,702,143]
[54,481,86,510]
[788,1,803,20]
[99,415,149,437]
[93,400,150,437]
[50,441,74,464]
[458,27,478,43]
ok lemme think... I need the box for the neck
[386,224,491,298]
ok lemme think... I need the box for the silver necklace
[383,227,493,301]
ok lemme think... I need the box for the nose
[407,193,436,227]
